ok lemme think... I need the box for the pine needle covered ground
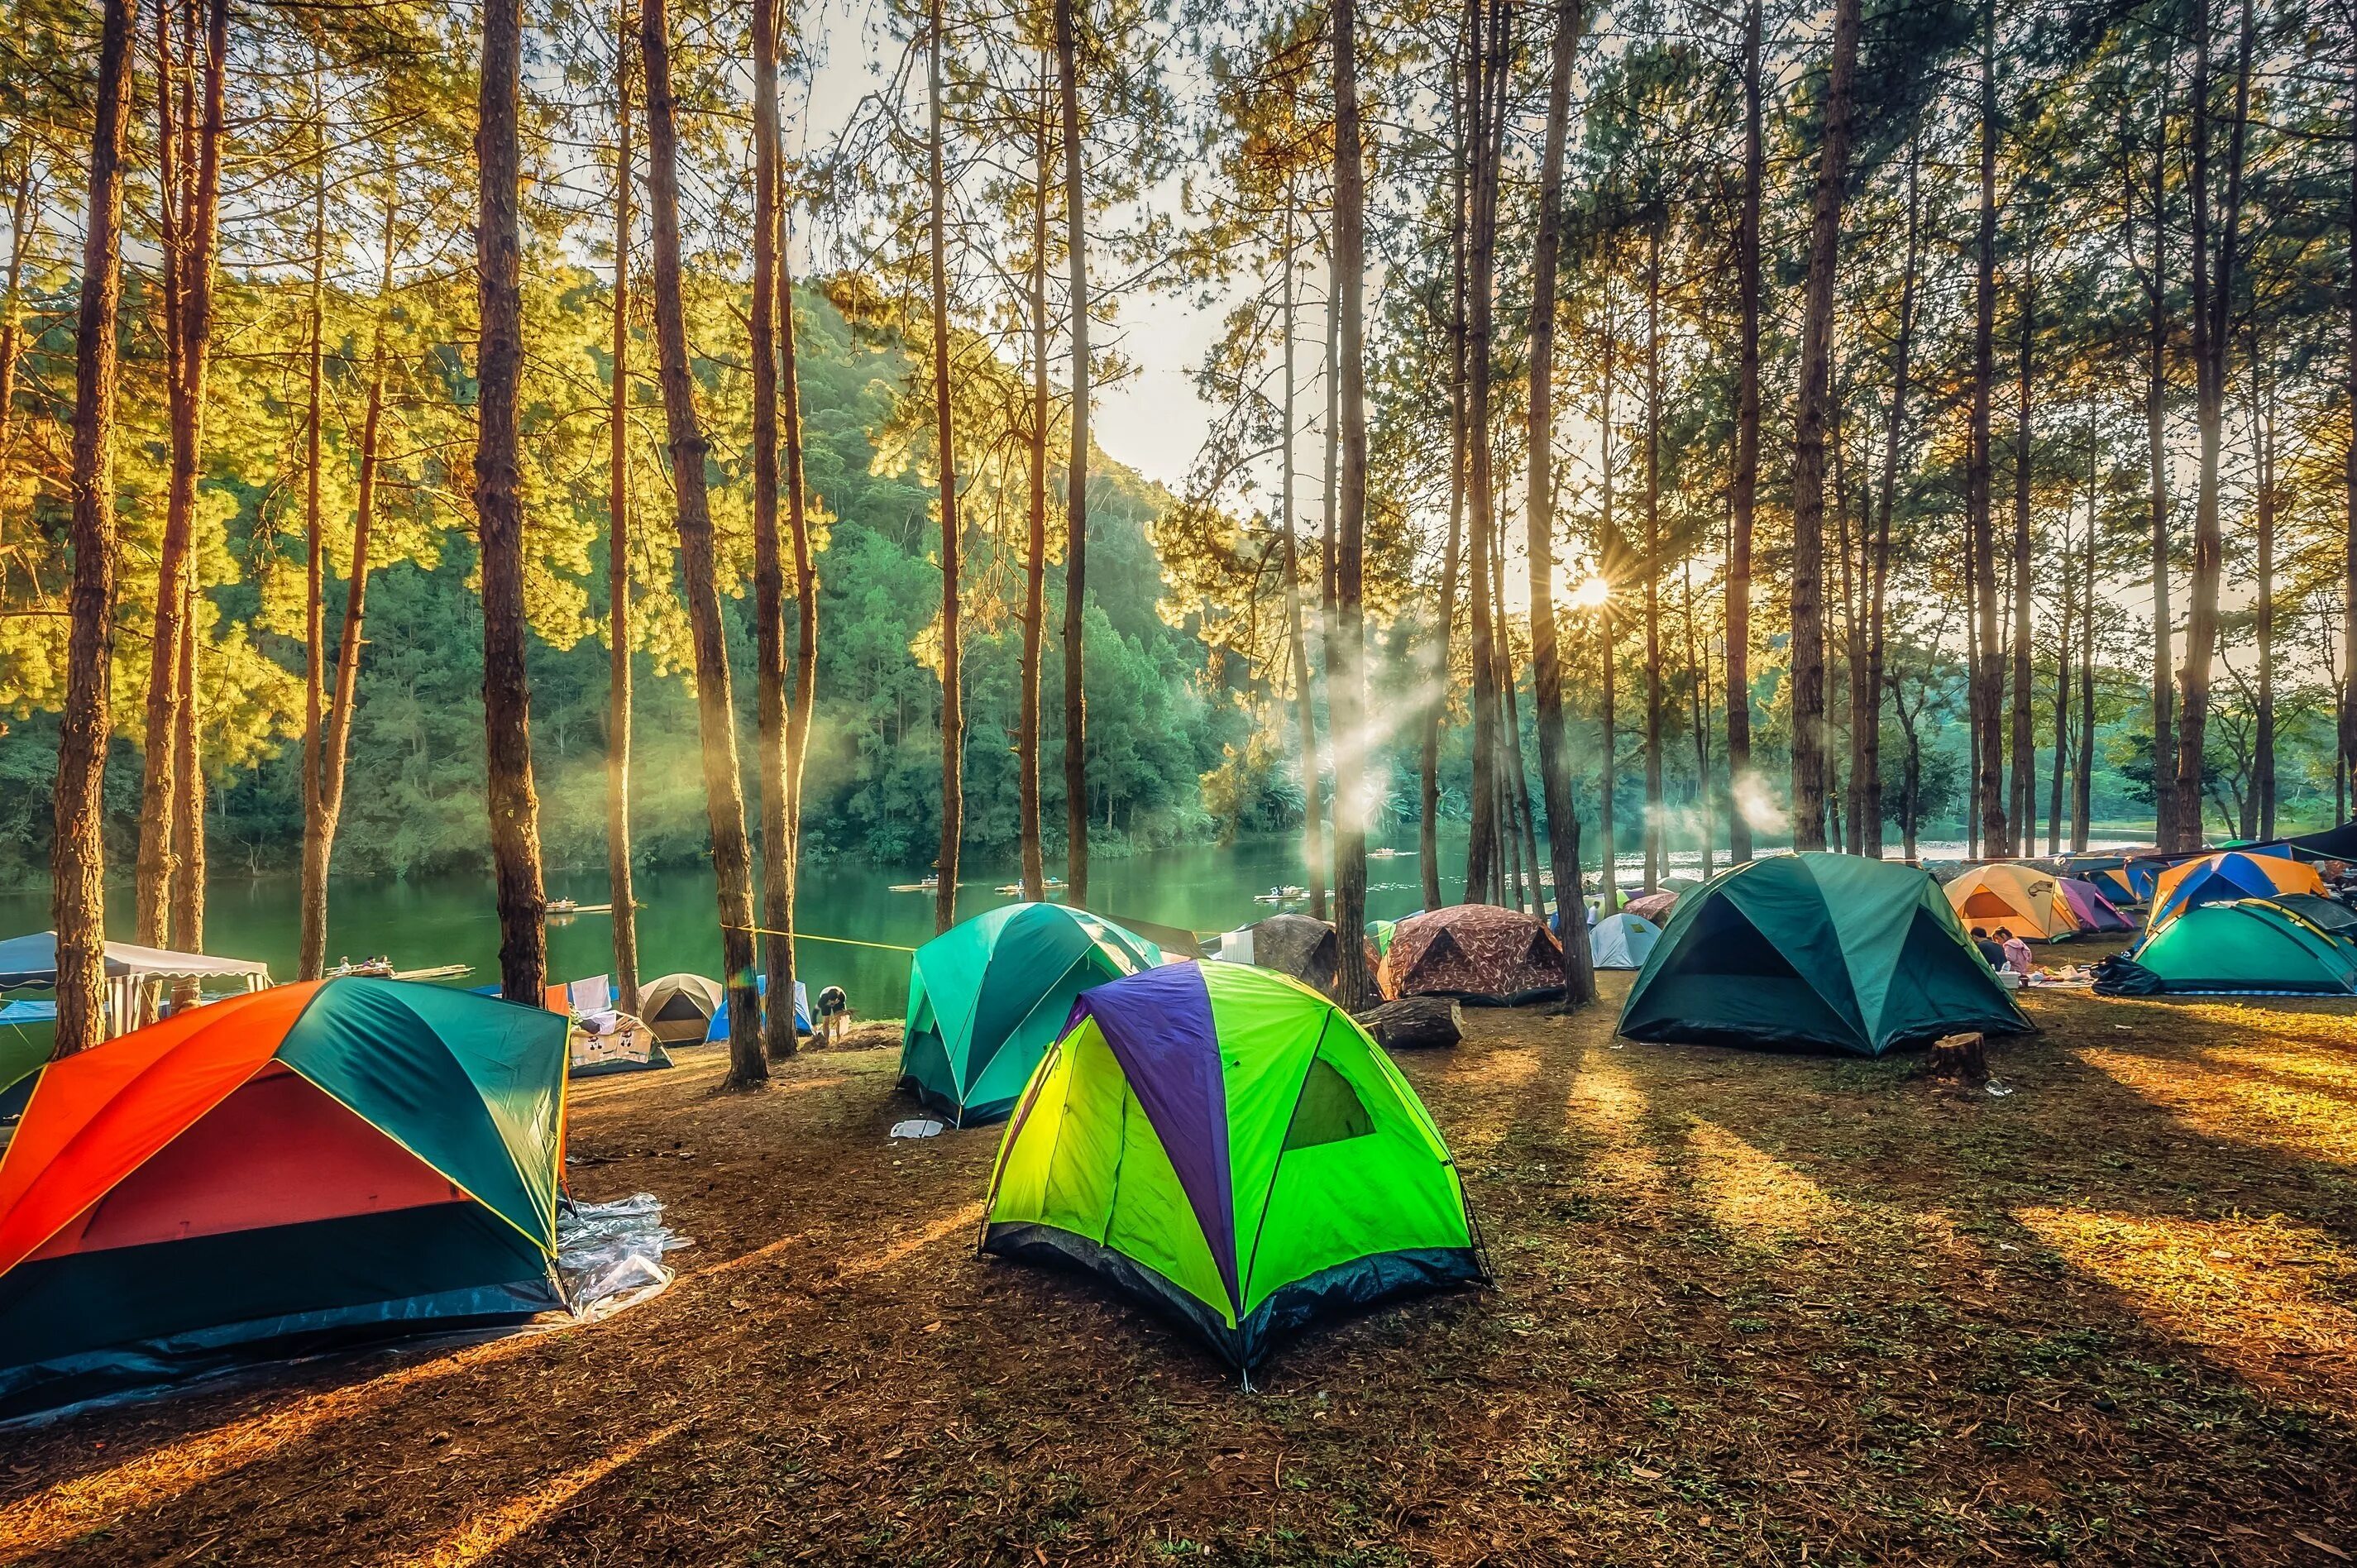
[5,976,2357,1566]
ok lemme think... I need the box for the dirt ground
[6,968,2357,1566]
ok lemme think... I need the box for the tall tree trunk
[1966,525,1981,857]
[1422,31,1471,912]
[1523,0,1594,1006]
[1461,0,1507,905]
[1788,0,1861,853]
[170,571,203,978]
[0,157,31,470]
[480,0,549,1006]
[1684,552,1712,877]
[1642,217,1664,887]
[608,9,640,1016]
[1056,0,1090,906]
[1725,0,1761,864]
[2009,251,2037,851]
[1969,0,2008,858]
[1598,294,1618,915]
[1278,189,1328,920]
[927,0,964,935]
[2345,42,2357,815]
[2252,346,2275,840]
[781,103,819,1013]
[309,184,395,979]
[1865,131,1919,861]
[1330,0,1372,1011]
[1834,389,1863,854]
[1019,57,1051,902]
[2076,443,2096,851]
[643,0,761,1083]
[2048,508,2070,856]
[752,0,799,1055]
[2177,0,2254,850]
[1497,544,1541,915]
[2146,47,2177,847]
[299,90,331,981]
[51,0,136,1053]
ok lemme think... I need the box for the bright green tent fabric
[2132,900,2357,995]
[982,960,1480,1373]
[1618,853,2032,1056]
[900,903,1160,1126]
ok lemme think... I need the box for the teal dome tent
[1618,854,2031,1057]
[900,904,1161,1126]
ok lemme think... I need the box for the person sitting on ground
[1969,926,2005,969]
[1994,926,2034,977]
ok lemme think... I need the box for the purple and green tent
[981,961,1482,1374]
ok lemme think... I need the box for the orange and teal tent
[0,978,569,1417]
[982,961,1481,1374]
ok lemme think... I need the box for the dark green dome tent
[901,903,1161,1126]
[1618,853,2031,1056]
[2121,899,2357,995]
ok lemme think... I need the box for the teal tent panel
[1711,865,1869,1043]
[1878,909,2034,1046]
[1621,890,1871,1054]
[966,913,1099,1089]
[279,978,566,1253]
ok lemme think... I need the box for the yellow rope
[723,924,917,954]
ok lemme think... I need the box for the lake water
[0,829,2149,1029]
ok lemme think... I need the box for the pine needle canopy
[1618,854,2032,1057]
[982,961,1481,1373]
[900,903,1161,1127]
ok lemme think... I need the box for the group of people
[1969,926,2035,978]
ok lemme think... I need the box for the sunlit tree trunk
[1020,57,1052,904]
[299,86,331,980]
[1788,0,1861,853]
[2008,250,2037,853]
[1683,552,1712,877]
[1527,0,1591,1002]
[2345,46,2357,814]
[0,159,30,468]
[2076,462,2096,852]
[1461,0,1507,906]
[170,573,204,982]
[1329,0,1371,1011]
[2177,0,2253,850]
[1968,0,2007,858]
[927,0,964,935]
[607,9,640,1016]
[643,0,761,1083]
[780,111,819,1006]
[2048,511,2070,857]
[752,0,800,1056]
[1598,297,1618,915]
[1278,189,1327,921]
[51,0,136,1054]
[1056,0,1090,906]
[1864,131,1918,862]
[1642,217,1664,886]
[2251,347,2275,840]
[1421,34,1470,912]
[1725,0,1761,865]
[2145,47,2177,848]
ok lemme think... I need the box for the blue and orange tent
[0,978,570,1417]
[2144,852,2324,936]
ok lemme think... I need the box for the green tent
[982,960,1482,1374]
[2130,899,2357,995]
[900,903,1160,1126]
[1618,853,2032,1056]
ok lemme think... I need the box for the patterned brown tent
[1245,915,1341,993]
[1378,905,1563,1002]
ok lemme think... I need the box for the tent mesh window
[1283,1057,1375,1150]
[653,995,701,1022]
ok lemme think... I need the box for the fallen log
[1354,996,1463,1049]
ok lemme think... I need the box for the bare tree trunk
[1528,0,1593,1001]
[2146,48,2177,847]
[608,9,640,1016]
[2345,41,2357,818]
[1598,294,1618,915]
[1422,31,1470,912]
[1834,389,1863,854]
[1020,58,1051,903]
[2252,345,2275,839]
[1969,0,2008,859]
[1642,217,1664,887]
[1788,0,1861,853]
[1330,0,1372,1011]
[1496,544,1541,915]
[1461,0,1508,906]
[170,572,203,978]
[1725,0,1761,864]
[0,158,30,470]
[2177,0,2254,850]
[2076,441,2096,850]
[752,0,800,1055]
[780,102,819,1011]
[1684,551,1713,875]
[1865,131,1918,862]
[1056,0,1090,906]
[927,0,964,936]
[643,0,761,1083]
[51,0,136,1053]
[308,183,395,980]
[2009,248,2037,853]
[2048,504,2070,856]
[1278,189,1328,920]
[299,86,331,980]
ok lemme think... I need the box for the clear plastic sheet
[557,1192,694,1320]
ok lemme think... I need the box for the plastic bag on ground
[557,1192,693,1320]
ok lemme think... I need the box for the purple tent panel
[1065,963,1240,1312]
[2058,877,2132,934]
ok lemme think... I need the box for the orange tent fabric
[0,982,319,1276]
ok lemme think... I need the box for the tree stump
[1354,996,1464,1049]
[1929,1031,1987,1082]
